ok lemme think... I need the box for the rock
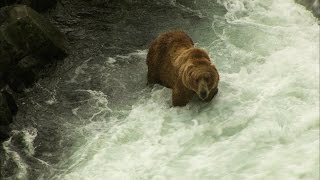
[312,0,320,18]
[0,31,13,72]
[295,0,315,9]
[3,57,38,92]
[0,0,57,12]
[17,55,41,69]
[295,0,320,18]
[0,4,69,92]
[0,0,17,8]
[0,28,26,72]
[1,5,68,60]
[21,0,58,12]
[0,90,17,142]
[2,91,18,116]
[0,73,5,89]
[0,125,10,142]
[3,75,27,92]
[0,91,13,126]
[0,5,68,92]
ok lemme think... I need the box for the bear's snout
[199,90,208,100]
[197,79,209,100]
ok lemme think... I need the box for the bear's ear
[210,64,219,80]
[210,64,217,71]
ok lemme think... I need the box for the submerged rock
[0,91,17,142]
[295,0,320,18]
[313,0,320,17]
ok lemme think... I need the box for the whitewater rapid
[3,0,318,179]
[47,0,320,179]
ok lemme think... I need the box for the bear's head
[181,49,219,100]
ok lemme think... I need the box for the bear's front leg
[204,87,218,102]
[147,70,158,86]
[172,80,194,106]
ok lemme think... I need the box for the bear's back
[146,31,194,88]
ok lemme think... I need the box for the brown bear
[146,31,219,106]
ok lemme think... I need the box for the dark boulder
[0,90,16,142]
[1,5,68,59]
[3,56,40,92]
[0,73,5,89]
[0,91,13,126]
[0,0,57,12]
[0,0,17,8]
[295,0,320,18]
[22,0,58,12]
[0,5,68,92]
[2,91,17,116]
[0,125,10,142]
[0,28,26,72]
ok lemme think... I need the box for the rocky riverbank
[0,2,67,144]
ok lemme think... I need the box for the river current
[1,0,319,179]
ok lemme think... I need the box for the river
[1,0,319,179]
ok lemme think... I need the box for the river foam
[49,0,319,179]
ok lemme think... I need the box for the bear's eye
[195,78,200,83]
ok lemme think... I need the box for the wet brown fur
[146,31,219,106]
